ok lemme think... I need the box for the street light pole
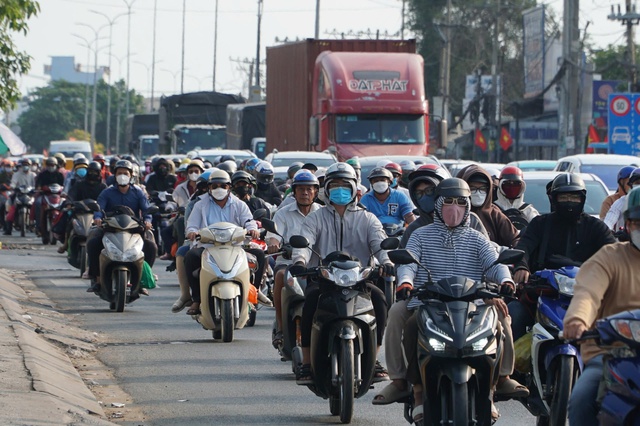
[123,0,136,155]
[73,34,92,134]
[161,68,180,93]
[181,0,186,94]
[134,61,151,110]
[109,53,127,154]
[151,0,158,110]
[212,0,218,91]
[314,0,320,39]
[252,0,263,101]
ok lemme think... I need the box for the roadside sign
[608,93,640,156]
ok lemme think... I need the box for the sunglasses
[443,197,468,206]
[414,187,435,198]
[209,184,229,189]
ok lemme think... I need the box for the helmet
[384,162,402,177]
[187,159,205,172]
[399,160,416,173]
[324,162,357,201]
[291,169,319,188]
[73,157,89,168]
[218,160,237,175]
[550,173,586,196]
[239,159,249,170]
[171,157,182,168]
[176,163,188,174]
[435,178,471,198]
[114,160,134,175]
[245,158,261,174]
[45,157,57,167]
[408,164,450,182]
[499,166,525,200]
[20,158,32,167]
[53,153,66,162]
[345,157,361,170]
[87,161,102,172]
[219,154,236,163]
[1,159,12,167]
[623,186,640,220]
[93,154,105,162]
[367,167,394,182]
[208,168,231,185]
[287,162,304,179]
[628,167,640,187]
[376,159,392,168]
[231,170,256,187]
[197,169,214,188]
[73,153,85,161]
[618,165,636,182]
[255,161,275,185]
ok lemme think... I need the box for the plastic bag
[514,331,533,373]
[140,260,156,289]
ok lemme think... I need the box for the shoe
[372,382,412,405]
[2,231,10,236]
[86,281,100,293]
[257,289,273,307]
[296,364,314,385]
[140,288,150,296]
[171,297,192,313]
[57,245,66,254]
[159,253,172,261]
[372,360,390,383]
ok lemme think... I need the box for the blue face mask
[76,168,87,178]
[329,187,352,205]
[391,178,398,188]
[417,194,436,214]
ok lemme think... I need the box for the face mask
[47,166,57,173]
[116,174,130,186]
[372,181,389,194]
[22,166,30,172]
[87,173,100,183]
[210,188,228,201]
[470,191,487,207]
[391,178,398,188]
[502,183,523,200]
[76,168,87,178]
[556,201,583,220]
[31,165,38,172]
[158,166,168,175]
[189,172,200,182]
[4,167,11,172]
[329,187,352,205]
[631,230,640,249]
[234,186,251,197]
[441,204,466,228]
[417,194,436,214]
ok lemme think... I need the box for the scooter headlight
[610,319,640,342]
[536,310,561,332]
[554,273,576,296]
[466,309,496,342]
[426,318,453,342]
[325,266,360,288]
[103,237,143,262]
[428,338,446,352]
[212,227,234,243]
[471,337,489,351]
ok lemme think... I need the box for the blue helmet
[618,165,636,181]
[291,169,319,188]
[245,158,261,174]
[629,167,640,187]
[255,161,275,184]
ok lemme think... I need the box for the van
[48,141,92,170]
[554,154,640,192]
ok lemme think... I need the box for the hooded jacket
[292,200,390,268]
[146,159,177,192]
[494,183,539,223]
[458,164,519,248]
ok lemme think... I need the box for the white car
[264,151,337,168]
[554,154,640,192]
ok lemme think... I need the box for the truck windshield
[335,114,425,144]
[140,138,158,159]
[175,128,227,154]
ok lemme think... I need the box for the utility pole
[400,0,405,40]
[213,0,219,91]
[252,0,264,101]
[123,0,136,155]
[437,0,452,152]
[181,0,186,94]
[490,0,500,162]
[558,0,579,157]
[151,0,158,110]
[315,0,320,39]
[608,2,640,91]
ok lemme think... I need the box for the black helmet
[287,162,304,179]
[73,157,89,168]
[435,178,471,198]
[367,167,394,182]
[231,170,256,187]
[219,154,236,163]
[88,161,102,172]
[550,173,586,196]
[114,159,134,175]
[45,157,57,167]
[218,160,237,175]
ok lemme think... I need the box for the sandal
[272,330,283,350]
[412,405,424,426]
[491,402,500,423]
[186,306,201,316]
[495,377,529,398]
[372,360,390,383]
[372,382,412,405]
[296,363,314,385]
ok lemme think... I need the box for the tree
[589,43,640,86]
[18,79,145,153]
[0,0,40,110]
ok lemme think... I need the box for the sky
[15,0,634,101]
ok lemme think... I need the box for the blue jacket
[94,185,152,222]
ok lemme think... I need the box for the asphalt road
[0,233,537,425]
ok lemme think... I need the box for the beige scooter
[196,222,252,342]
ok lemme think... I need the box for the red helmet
[93,154,105,162]
[407,163,450,182]
[499,166,525,200]
[384,162,402,177]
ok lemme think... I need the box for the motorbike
[503,261,583,426]
[149,190,178,254]
[66,199,97,277]
[568,309,640,425]
[388,248,524,426]
[89,204,157,312]
[194,222,254,342]
[13,185,35,237]
[40,184,65,245]
[379,222,405,308]
[288,235,394,424]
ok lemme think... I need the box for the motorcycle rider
[231,170,270,213]
[563,186,640,426]
[145,157,177,192]
[63,156,89,194]
[345,156,368,199]
[458,164,520,247]
[266,169,322,348]
[493,166,539,231]
[183,169,260,315]
[4,158,36,235]
[603,167,640,234]
[93,154,110,183]
[0,159,13,229]
[33,157,65,236]
[291,162,394,385]
[509,173,616,341]
[398,178,524,422]
[253,161,282,206]
[600,165,635,219]
[53,153,68,177]
[86,160,157,293]
[360,167,415,226]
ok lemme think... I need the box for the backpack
[501,203,530,231]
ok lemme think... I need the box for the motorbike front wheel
[439,380,469,426]
[114,270,127,312]
[79,246,87,277]
[547,355,576,426]
[220,299,234,342]
[20,209,26,237]
[48,217,56,245]
[339,338,355,424]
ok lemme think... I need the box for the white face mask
[470,191,487,207]
[116,174,130,186]
[210,188,228,201]
[372,181,389,194]
[631,230,640,249]
[188,172,200,182]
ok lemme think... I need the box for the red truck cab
[310,51,428,160]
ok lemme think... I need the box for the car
[506,160,557,172]
[357,155,444,189]
[521,171,610,216]
[186,149,257,166]
[273,166,289,187]
[554,154,640,192]
[439,159,477,177]
[264,150,337,168]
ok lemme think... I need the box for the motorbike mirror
[253,208,269,220]
[146,205,160,215]
[493,249,525,266]
[86,201,101,212]
[289,235,309,249]
[388,249,417,265]
[260,218,279,236]
[380,237,400,251]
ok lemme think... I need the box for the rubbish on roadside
[111,402,125,408]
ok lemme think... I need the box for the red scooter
[40,184,65,245]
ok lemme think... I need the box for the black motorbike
[13,185,35,237]
[66,200,98,277]
[149,190,178,254]
[388,248,524,426]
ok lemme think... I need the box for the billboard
[607,93,640,156]
[523,6,545,98]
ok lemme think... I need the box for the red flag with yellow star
[475,129,487,152]
[500,127,513,151]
